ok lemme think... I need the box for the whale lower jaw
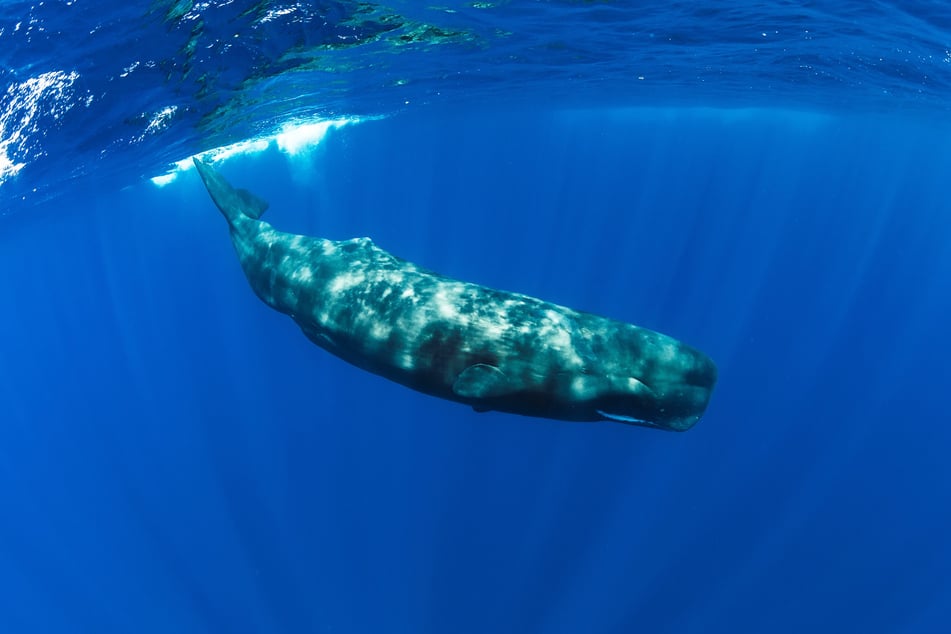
[596,410,700,432]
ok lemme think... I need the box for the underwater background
[2,2,950,632]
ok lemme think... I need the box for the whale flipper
[452,364,515,399]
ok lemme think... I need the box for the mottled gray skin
[193,159,717,430]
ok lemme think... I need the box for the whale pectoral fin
[452,364,515,399]
[236,188,269,219]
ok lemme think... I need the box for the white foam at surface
[0,70,81,186]
[275,120,350,155]
[149,117,357,187]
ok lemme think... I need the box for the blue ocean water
[2,2,951,633]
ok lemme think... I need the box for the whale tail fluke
[192,158,269,225]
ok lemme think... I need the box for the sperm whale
[193,159,717,430]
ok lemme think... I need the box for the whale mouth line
[596,409,659,427]
[595,409,701,432]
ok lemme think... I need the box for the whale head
[588,339,718,431]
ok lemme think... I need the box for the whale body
[193,159,717,431]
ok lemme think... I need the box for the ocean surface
[2,1,950,632]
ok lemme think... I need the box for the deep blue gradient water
[3,2,951,633]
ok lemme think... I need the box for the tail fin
[192,158,269,225]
